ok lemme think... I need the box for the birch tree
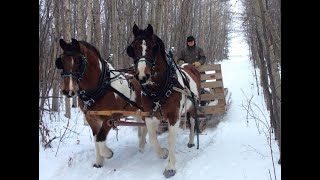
[63,0,72,119]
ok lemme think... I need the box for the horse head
[126,24,165,85]
[56,38,87,97]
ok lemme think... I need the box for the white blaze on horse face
[137,40,147,80]
[69,58,74,93]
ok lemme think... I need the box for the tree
[63,0,72,119]
[51,0,61,112]
[243,0,281,164]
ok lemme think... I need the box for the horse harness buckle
[83,99,95,110]
[165,90,172,97]
[153,101,161,112]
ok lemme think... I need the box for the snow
[39,1,281,179]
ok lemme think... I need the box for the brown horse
[126,24,201,178]
[56,38,147,168]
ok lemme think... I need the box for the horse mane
[79,40,103,60]
[152,34,167,61]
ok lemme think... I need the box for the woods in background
[39,0,235,147]
[242,0,281,163]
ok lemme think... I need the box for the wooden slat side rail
[201,73,222,81]
[198,105,226,115]
[87,110,150,117]
[197,64,221,72]
[200,93,225,101]
[214,87,226,106]
[201,81,224,88]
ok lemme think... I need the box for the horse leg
[163,117,180,178]
[187,113,195,148]
[96,119,114,160]
[85,115,104,167]
[145,117,168,159]
[132,115,147,153]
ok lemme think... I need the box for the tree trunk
[76,0,86,40]
[63,0,72,118]
[92,0,102,52]
[51,0,61,112]
[110,0,118,68]
[257,0,281,162]
[86,0,93,42]
[177,0,190,53]
[155,0,163,36]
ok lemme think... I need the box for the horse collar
[141,64,181,112]
[77,59,111,110]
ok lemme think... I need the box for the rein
[170,49,201,149]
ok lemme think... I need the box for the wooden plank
[197,64,221,72]
[201,73,222,81]
[200,93,225,101]
[201,81,223,88]
[87,110,150,117]
[213,87,225,105]
[198,105,226,115]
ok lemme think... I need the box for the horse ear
[71,38,81,52]
[126,45,135,58]
[146,24,154,36]
[133,24,139,37]
[59,39,67,50]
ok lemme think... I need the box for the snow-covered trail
[40,54,280,180]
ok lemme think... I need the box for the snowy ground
[39,51,281,180]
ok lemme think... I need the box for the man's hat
[187,36,195,42]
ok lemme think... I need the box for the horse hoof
[100,149,114,159]
[160,148,169,159]
[163,169,176,178]
[139,148,145,153]
[93,164,102,168]
[187,143,195,148]
[106,151,113,159]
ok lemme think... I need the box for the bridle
[55,51,87,83]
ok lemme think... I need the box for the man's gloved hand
[178,59,185,65]
[192,61,201,67]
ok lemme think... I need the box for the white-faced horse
[126,24,201,178]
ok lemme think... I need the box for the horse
[126,24,201,178]
[56,38,147,168]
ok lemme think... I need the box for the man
[177,36,206,67]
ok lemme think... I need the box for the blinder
[55,52,88,81]
[126,45,134,58]
[55,57,63,69]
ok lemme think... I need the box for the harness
[56,52,144,111]
[139,47,201,149]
